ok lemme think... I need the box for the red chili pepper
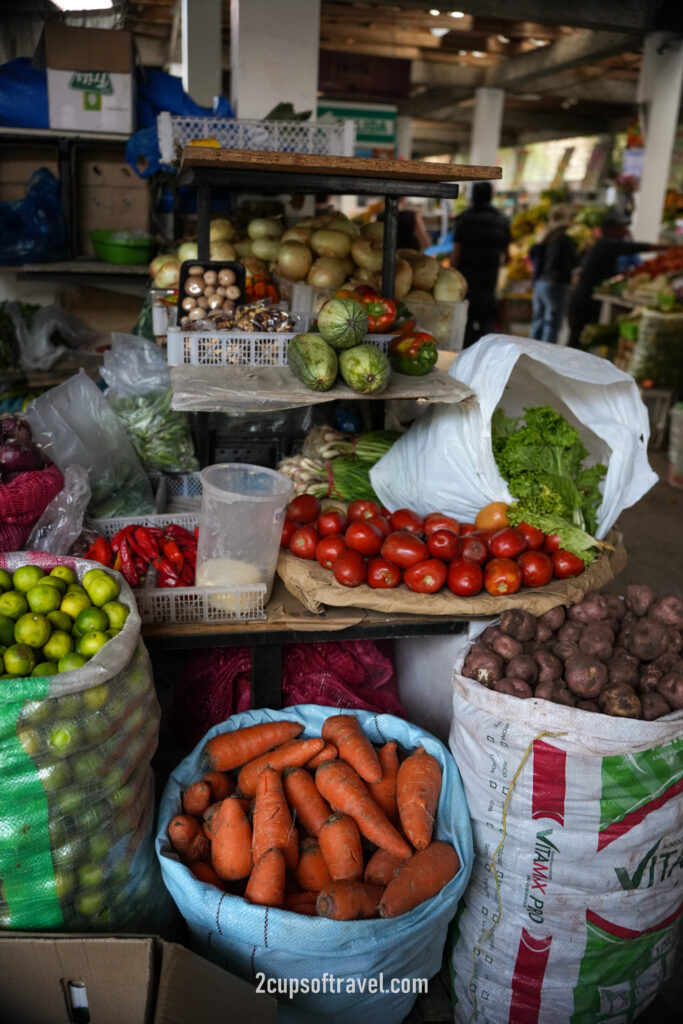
[162,539,184,572]
[361,295,397,333]
[158,572,183,588]
[164,523,196,545]
[110,523,136,554]
[133,556,147,577]
[134,526,160,561]
[182,546,197,568]
[153,556,181,581]
[193,526,199,541]
[179,563,194,585]
[119,539,140,588]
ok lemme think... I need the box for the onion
[406,289,436,303]
[409,254,440,292]
[433,267,468,302]
[251,236,281,262]
[351,266,380,288]
[327,214,359,239]
[351,236,383,273]
[233,238,253,258]
[240,256,268,276]
[282,226,312,246]
[177,241,198,263]
[394,257,413,300]
[341,255,355,278]
[361,221,384,242]
[398,248,419,260]
[307,256,346,291]
[210,218,235,242]
[276,240,313,281]
[0,413,32,444]
[209,241,237,261]
[149,253,177,277]
[247,217,283,240]
[153,260,180,289]
[311,229,351,259]
[0,439,44,478]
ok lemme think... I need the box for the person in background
[450,181,511,347]
[314,193,334,216]
[529,204,578,344]
[567,212,665,348]
[377,196,432,251]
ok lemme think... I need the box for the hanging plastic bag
[0,169,67,265]
[8,302,97,373]
[25,371,155,520]
[370,335,658,539]
[101,334,198,474]
[25,464,91,554]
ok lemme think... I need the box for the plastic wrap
[8,303,96,373]
[25,464,91,554]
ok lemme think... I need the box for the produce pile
[462,587,683,720]
[599,247,683,311]
[84,522,198,590]
[281,493,591,598]
[177,262,243,329]
[166,714,460,920]
[279,427,399,502]
[0,563,127,679]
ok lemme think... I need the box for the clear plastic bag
[25,371,155,519]
[25,464,91,553]
[101,334,198,474]
[8,302,97,373]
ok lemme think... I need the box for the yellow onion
[176,241,198,263]
[210,240,237,261]
[394,258,413,300]
[352,235,383,273]
[251,236,281,262]
[209,218,235,242]
[282,226,312,246]
[409,254,440,292]
[406,289,435,303]
[247,217,283,240]
[149,253,177,277]
[311,229,351,259]
[307,256,346,291]
[433,267,468,302]
[276,240,313,281]
[153,260,180,289]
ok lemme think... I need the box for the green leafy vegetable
[110,390,198,474]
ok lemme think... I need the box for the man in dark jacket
[450,181,511,347]
[529,204,579,343]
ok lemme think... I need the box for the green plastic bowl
[90,229,155,265]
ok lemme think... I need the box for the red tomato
[380,531,428,569]
[551,549,586,579]
[517,521,545,550]
[543,533,562,554]
[518,550,553,588]
[484,557,523,596]
[389,508,424,535]
[447,558,484,597]
[367,557,401,589]
[427,530,461,562]
[490,527,528,559]
[459,523,477,536]
[460,536,488,566]
[423,512,460,537]
[403,558,447,594]
[286,495,321,524]
[345,521,383,556]
[317,510,347,536]
[316,535,346,570]
[280,520,297,548]
[289,525,319,560]
[471,529,497,549]
[348,499,381,523]
[332,549,367,587]
[366,514,392,539]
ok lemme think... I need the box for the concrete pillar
[396,116,413,160]
[230,0,321,120]
[631,33,683,243]
[469,87,504,168]
[181,0,222,108]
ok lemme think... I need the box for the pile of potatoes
[462,586,683,720]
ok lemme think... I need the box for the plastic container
[89,229,155,264]
[165,324,395,366]
[196,463,293,605]
[409,299,469,352]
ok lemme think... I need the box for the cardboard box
[0,934,277,1024]
[34,25,135,134]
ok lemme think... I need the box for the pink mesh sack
[0,463,63,552]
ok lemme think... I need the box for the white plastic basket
[157,113,356,166]
[409,299,469,352]
[148,471,203,513]
[166,326,395,366]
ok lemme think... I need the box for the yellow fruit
[12,565,45,593]
[3,643,36,676]
[0,591,28,621]
[42,630,73,662]
[14,613,51,649]
[102,600,129,631]
[26,584,62,615]
[50,566,76,585]
[60,592,91,619]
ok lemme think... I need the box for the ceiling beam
[399,85,474,117]
[485,30,636,88]
[526,74,637,105]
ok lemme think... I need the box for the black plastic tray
[176,259,246,320]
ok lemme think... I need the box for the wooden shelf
[0,261,150,277]
[0,126,129,144]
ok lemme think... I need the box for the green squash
[317,298,369,349]
[287,333,338,391]
[338,344,390,395]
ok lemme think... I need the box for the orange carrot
[282,766,331,838]
[284,891,319,915]
[182,780,212,817]
[318,814,364,882]
[316,881,384,921]
[202,801,222,837]
[368,741,399,826]
[295,837,333,891]
[167,814,203,858]
[284,825,300,873]
[379,841,460,918]
[307,743,337,770]
[363,848,405,887]
[205,720,304,771]
[252,767,295,866]
[237,737,324,798]
[315,760,411,860]
[321,714,381,784]
[246,848,286,907]
[211,795,253,881]
[396,747,442,851]
[201,770,235,802]
[187,833,211,863]
[190,860,229,891]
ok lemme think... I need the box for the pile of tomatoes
[281,496,586,598]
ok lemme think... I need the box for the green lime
[75,607,108,634]
[57,652,87,673]
[77,891,106,917]
[56,788,84,815]
[0,614,13,646]
[82,568,110,588]
[16,727,41,757]
[48,722,81,756]
[12,565,45,593]
[83,572,120,608]
[42,630,73,662]
[82,683,109,711]
[26,584,62,615]
[77,631,109,659]
[0,591,28,620]
[54,870,75,900]
[60,592,91,619]
[66,583,86,596]
[89,834,111,861]
[19,699,51,726]
[84,715,110,744]
[106,629,120,640]
[50,566,76,585]
[55,694,81,718]
[102,600,130,631]
[32,661,58,677]
[0,569,12,592]
[72,751,102,783]
[14,613,51,649]
[37,761,71,792]
[47,610,73,632]
[39,575,67,595]
[78,862,106,889]
[3,643,36,676]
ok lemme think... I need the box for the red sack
[169,639,404,753]
[0,464,63,553]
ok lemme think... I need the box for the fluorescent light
[471,50,485,57]
[429,9,440,15]
[458,49,467,56]
[497,34,510,43]
[449,10,465,16]
[52,0,113,9]
[430,27,449,37]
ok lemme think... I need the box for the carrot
[190,860,229,891]
[202,801,223,837]
[167,814,203,857]
[363,847,406,886]
[318,814,364,882]
[368,741,399,826]
[282,766,331,837]
[182,780,212,817]
[252,767,295,866]
[187,833,211,863]
[316,881,384,921]
[295,837,333,891]
[201,770,235,802]
[284,890,319,914]
[245,848,286,907]
[321,714,381,784]
[205,720,304,772]
[315,760,411,860]
[284,825,300,873]
[237,737,325,798]
[211,795,253,881]
[379,841,460,918]
[307,743,337,770]
[396,747,442,851]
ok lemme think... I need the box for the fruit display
[461,587,682,720]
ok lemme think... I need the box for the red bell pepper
[393,300,416,333]
[388,331,438,376]
[86,536,113,567]
[163,540,184,573]
[361,295,397,333]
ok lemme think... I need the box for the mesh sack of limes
[0,552,167,932]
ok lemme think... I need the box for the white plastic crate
[409,299,469,352]
[149,471,203,514]
[157,112,356,166]
[88,511,199,541]
[166,326,395,366]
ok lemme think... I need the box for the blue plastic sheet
[0,169,67,264]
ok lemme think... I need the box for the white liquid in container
[196,557,265,612]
